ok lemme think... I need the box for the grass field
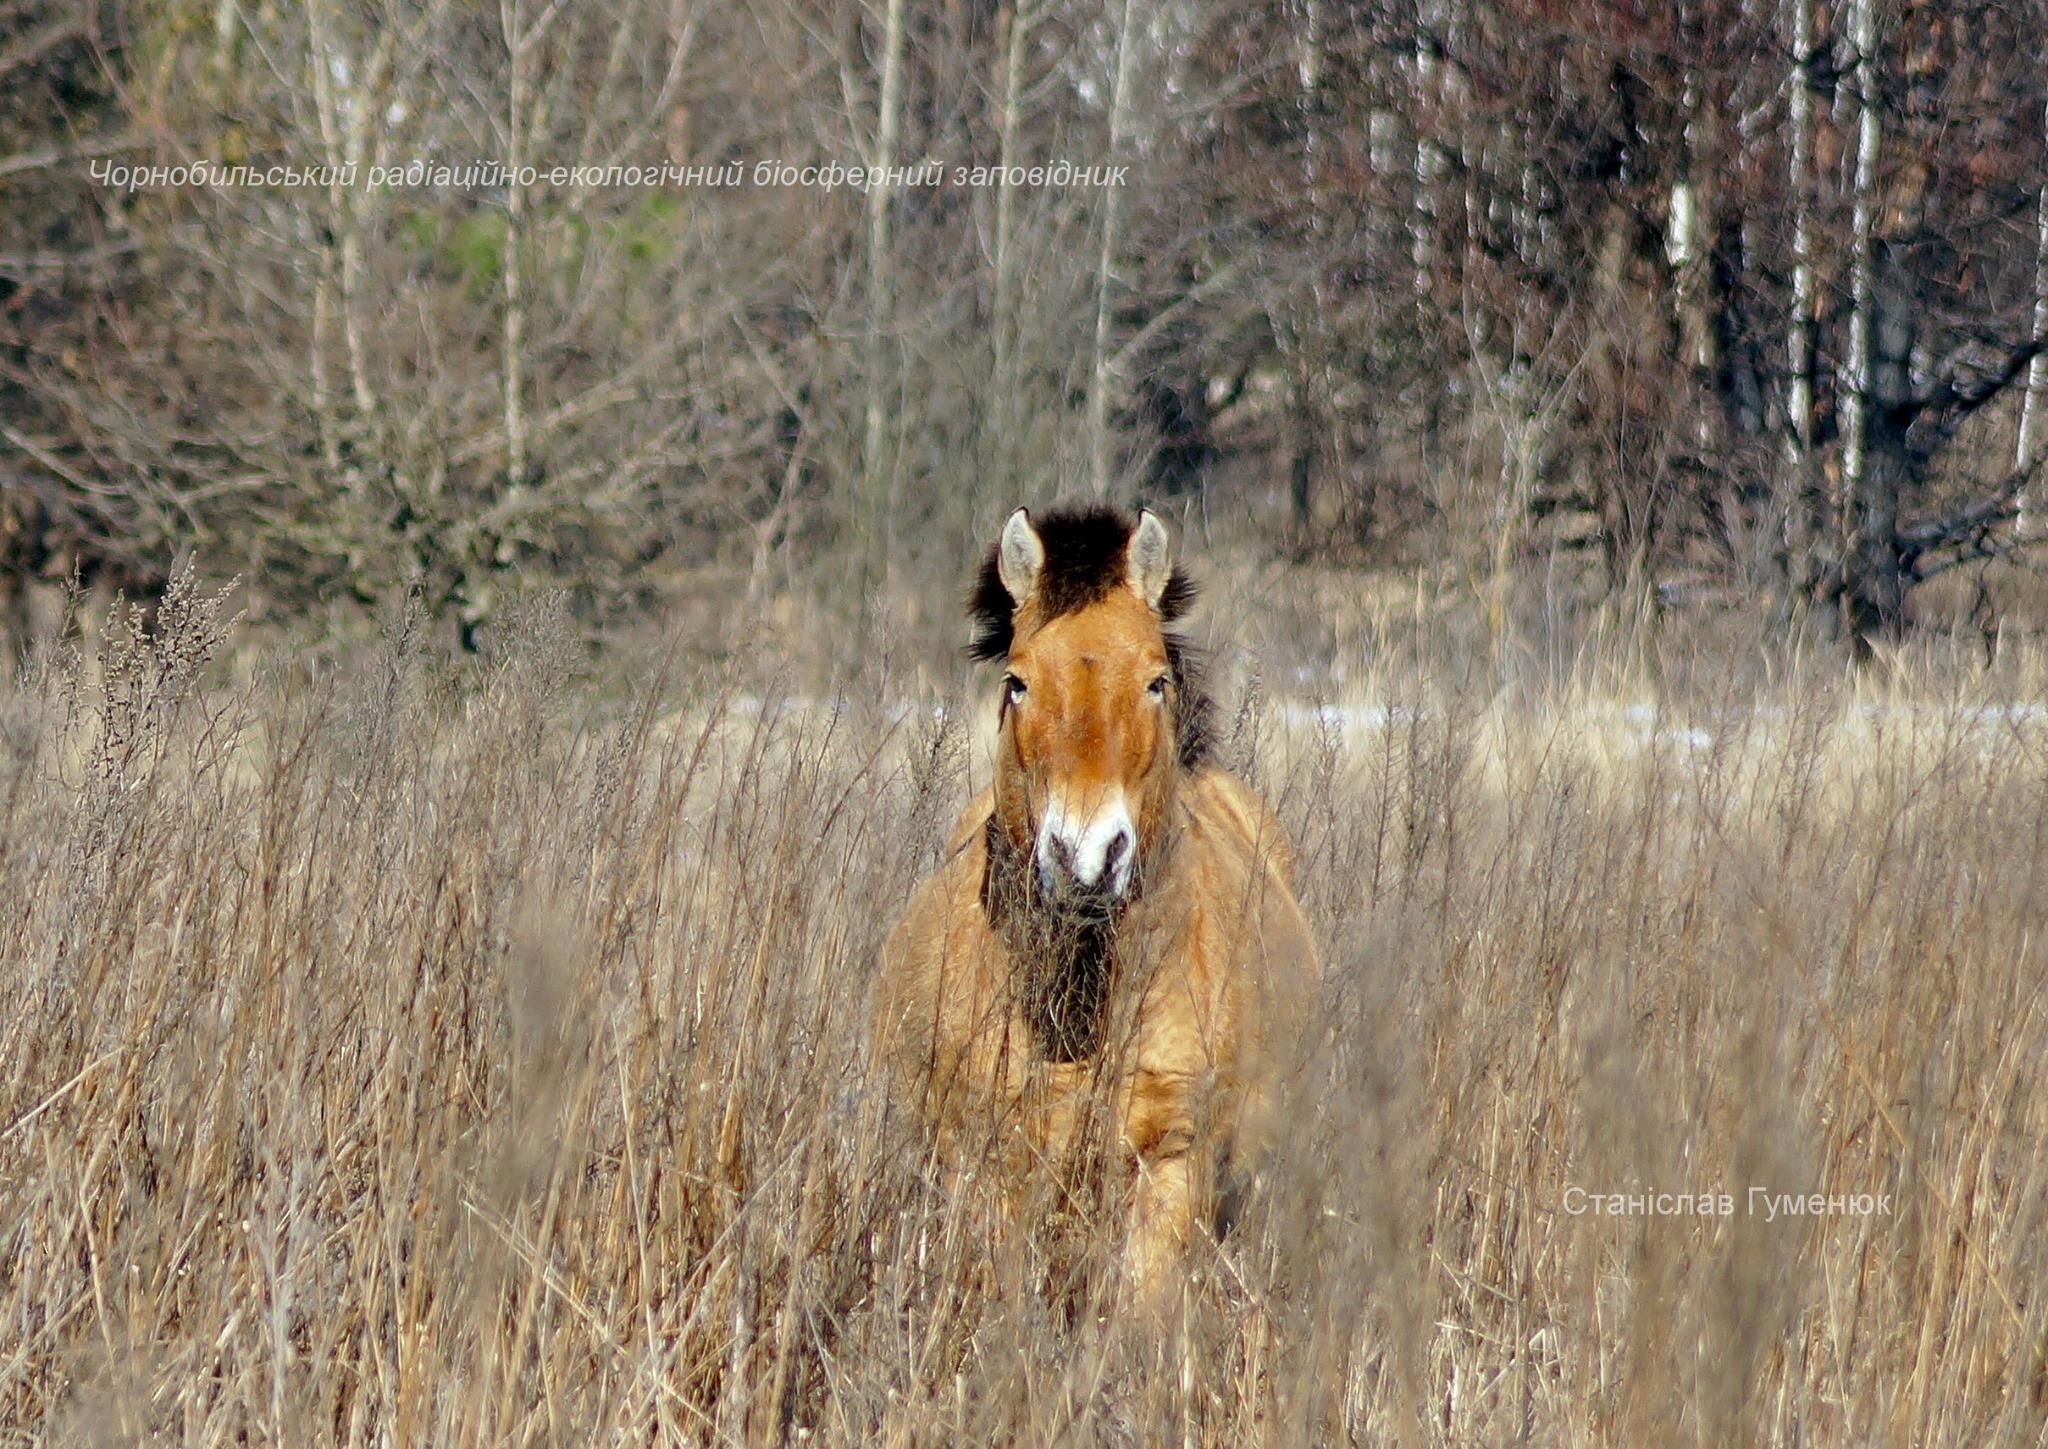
[2,576,2046,1445]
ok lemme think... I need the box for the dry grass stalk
[1,594,2045,1444]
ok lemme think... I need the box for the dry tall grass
[3,581,2046,1445]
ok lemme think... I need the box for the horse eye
[1004,674,1028,702]
[1147,673,1170,699]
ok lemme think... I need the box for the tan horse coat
[873,505,1319,1298]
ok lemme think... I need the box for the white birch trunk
[1410,16,1444,295]
[212,0,240,79]
[1779,0,1820,605]
[2017,98,2048,538]
[1291,0,1328,537]
[1785,0,1815,475]
[1086,0,1139,499]
[1840,0,1881,541]
[1410,85,1436,288]
[305,0,344,477]
[338,34,394,425]
[861,0,906,575]
[990,0,1030,452]
[308,5,391,430]
[1836,0,1913,639]
[1669,64,1713,453]
[1297,0,1321,91]
[502,0,530,490]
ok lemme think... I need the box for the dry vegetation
[2,578,2047,1446]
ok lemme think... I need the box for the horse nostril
[1047,834,1075,877]
[1104,828,1132,878]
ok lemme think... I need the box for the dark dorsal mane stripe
[968,503,1212,768]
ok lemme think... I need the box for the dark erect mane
[968,503,1212,767]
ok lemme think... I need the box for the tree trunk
[2018,97,2048,537]
[503,0,530,494]
[1836,0,1907,643]
[861,0,907,591]
[1291,0,1328,547]
[1777,0,1824,608]
[989,0,1029,473]
[1086,0,1140,499]
[1784,0,1815,470]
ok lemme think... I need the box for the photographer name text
[1563,1187,1894,1220]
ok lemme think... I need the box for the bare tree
[1085,0,1142,498]
[859,0,908,592]
[5,0,2048,656]
[1783,0,1819,561]
[2019,95,2048,536]
[1835,0,1898,637]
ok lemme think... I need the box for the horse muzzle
[1034,796,1137,904]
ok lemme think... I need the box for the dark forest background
[3,0,2047,661]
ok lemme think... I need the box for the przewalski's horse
[874,503,1320,1301]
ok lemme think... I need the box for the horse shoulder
[873,802,1004,1074]
[1146,775,1319,1176]
[1174,767,1321,1004]
[1186,766,1297,887]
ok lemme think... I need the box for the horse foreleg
[1122,1144,1198,1312]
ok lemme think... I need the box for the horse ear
[998,507,1045,605]
[1128,509,1172,609]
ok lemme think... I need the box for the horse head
[970,504,1207,913]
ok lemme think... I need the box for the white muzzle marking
[1035,793,1137,900]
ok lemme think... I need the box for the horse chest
[1000,1049,1209,1168]
[983,914,1230,1162]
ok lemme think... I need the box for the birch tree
[1783,0,1818,553]
[1809,0,2048,640]
[6,0,2048,648]
[988,0,1034,449]
[1835,0,1898,638]
[859,0,907,591]
[2019,97,2048,537]
[1085,0,1142,498]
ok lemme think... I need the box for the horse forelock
[968,503,1212,768]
